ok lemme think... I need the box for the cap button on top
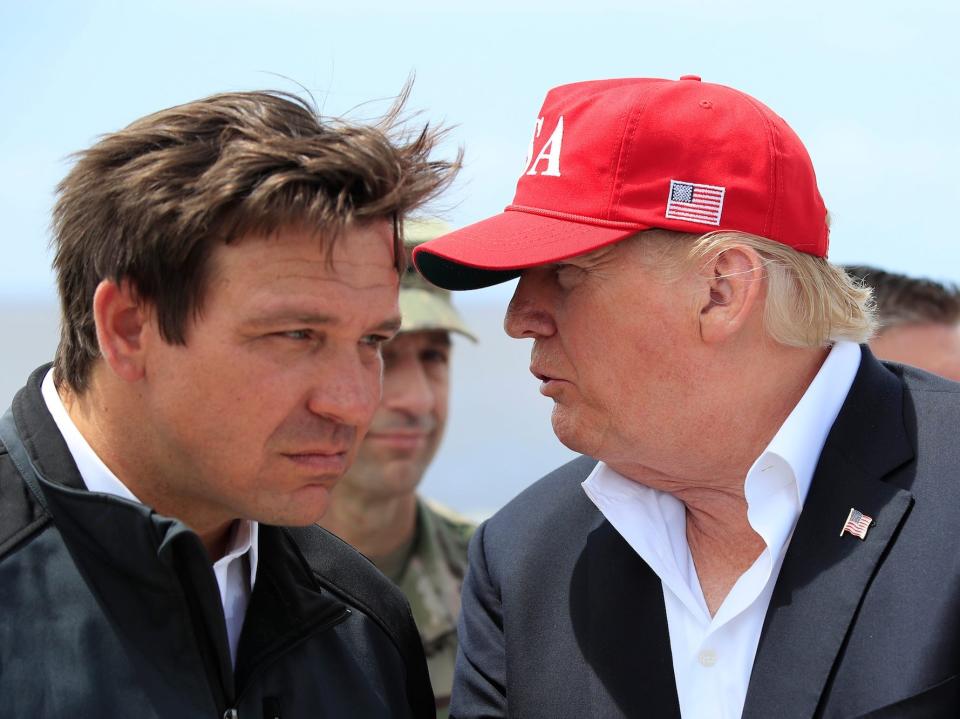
[679,75,702,81]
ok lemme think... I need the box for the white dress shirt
[582,341,861,719]
[41,369,259,667]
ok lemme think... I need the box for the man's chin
[551,408,595,457]
[265,484,336,526]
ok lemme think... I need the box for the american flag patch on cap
[665,180,725,226]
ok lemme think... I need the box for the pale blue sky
[2,0,958,304]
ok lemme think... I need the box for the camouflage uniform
[391,219,478,715]
[395,497,476,718]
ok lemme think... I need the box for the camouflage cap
[400,219,477,342]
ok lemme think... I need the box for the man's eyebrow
[247,311,338,327]
[377,317,403,335]
[425,332,453,347]
[245,312,402,335]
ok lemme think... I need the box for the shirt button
[698,649,717,667]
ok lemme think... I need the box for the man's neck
[320,489,418,563]
[682,486,767,616]
[605,344,829,612]
[59,378,236,562]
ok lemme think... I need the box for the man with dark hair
[845,264,960,381]
[415,77,960,717]
[320,219,477,718]
[0,90,457,718]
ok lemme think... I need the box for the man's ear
[92,279,150,382]
[697,246,765,344]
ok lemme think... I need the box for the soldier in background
[846,265,960,381]
[319,219,477,717]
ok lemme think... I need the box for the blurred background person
[319,219,477,717]
[846,265,960,381]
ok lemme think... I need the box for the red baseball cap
[414,76,829,290]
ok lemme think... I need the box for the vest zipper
[231,606,351,710]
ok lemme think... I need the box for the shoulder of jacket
[421,498,477,542]
[279,524,435,716]
[474,454,598,550]
[280,524,418,647]
[0,452,51,560]
[495,454,598,516]
[898,363,960,394]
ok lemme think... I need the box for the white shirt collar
[758,339,862,509]
[41,367,142,504]
[741,340,861,565]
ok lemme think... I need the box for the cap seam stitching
[609,89,653,220]
[739,94,780,239]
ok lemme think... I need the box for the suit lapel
[573,513,681,718]
[743,349,915,719]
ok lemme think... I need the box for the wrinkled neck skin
[607,342,829,615]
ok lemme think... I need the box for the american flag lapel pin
[840,507,874,540]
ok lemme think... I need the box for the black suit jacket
[452,348,960,718]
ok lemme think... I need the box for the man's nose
[306,348,380,428]
[504,269,557,340]
[383,356,434,417]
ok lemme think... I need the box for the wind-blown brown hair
[52,89,460,392]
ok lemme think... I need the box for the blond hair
[642,229,876,347]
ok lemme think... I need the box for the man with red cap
[414,77,960,718]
